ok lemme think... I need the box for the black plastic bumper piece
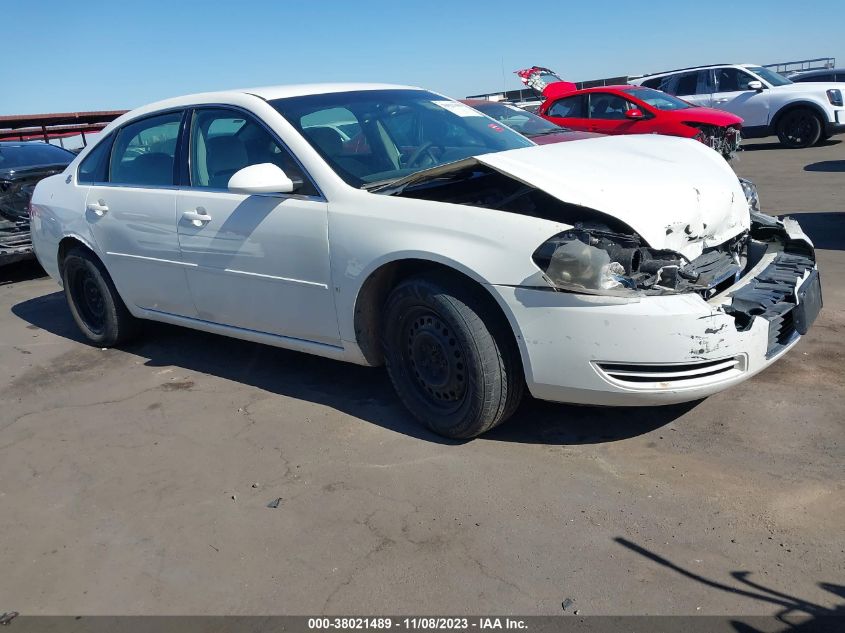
[725,251,818,358]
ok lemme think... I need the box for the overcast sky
[2,0,840,115]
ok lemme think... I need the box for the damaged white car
[30,84,821,438]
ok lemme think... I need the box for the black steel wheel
[776,109,822,148]
[62,247,140,346]
[382,273,523,439]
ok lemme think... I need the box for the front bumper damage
[496,213,820,406]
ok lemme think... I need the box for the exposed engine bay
[688,123,742,159]
[388,165,814,304]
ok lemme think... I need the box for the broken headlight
[738,177,760,213]
[532,229,679,296]
[533,227,745,297]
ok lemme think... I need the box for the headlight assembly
[738,177,760,213]
[532,227,748,298]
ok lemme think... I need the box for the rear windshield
[0,143,74,170]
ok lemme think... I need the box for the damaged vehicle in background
[460,99,601,143]
[31,84,820,439]
[1,141,75,265]
[516,67,743,158]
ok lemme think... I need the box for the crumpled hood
[474,134,750,258]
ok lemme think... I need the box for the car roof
[142,82,421,110]
[639,63,759,78]
[107,83,426,130]
[791,68,844,76]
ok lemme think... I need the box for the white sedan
[30,83,821,438]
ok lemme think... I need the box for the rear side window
[547,95,585,118]
[77,135,114,183]
[109,112,182,187]
[640,77,662,89]
[674,72,699,96]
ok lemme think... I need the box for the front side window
[189,108,316,195]
[624,88,691,111]
[548,95,585,118]
[109,112,182,186]
[271,89,532,188]
[746,66,792,87]
[715,68,757,92]
[588,93,637,119]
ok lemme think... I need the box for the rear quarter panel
[30,172,93,283]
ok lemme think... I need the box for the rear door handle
[86,200,109,216]
[182,208,212,226]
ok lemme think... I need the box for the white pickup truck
[631,63,845,148]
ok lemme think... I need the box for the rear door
[709,67,769,126]
[84,110,197,317]
[543,94,590,131]
[671,70,714,107]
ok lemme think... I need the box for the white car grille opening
[595,356,746,389]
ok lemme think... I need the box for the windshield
[271,89,534,188]
[472,102,568,136]
[747,66,792,87]
[625,87,691,110]
[0,143,74,171]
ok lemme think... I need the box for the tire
[382,274,523,439]
[776,108,822,148]
[61,247,140,346]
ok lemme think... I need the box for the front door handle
[182,208,212,227]
[86,200,109,216]
[714,98,729,103]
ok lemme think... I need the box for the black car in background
[0,142,74,266]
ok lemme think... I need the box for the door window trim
[90,107,186,190]
[183,104,326,202]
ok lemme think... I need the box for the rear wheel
[382,274,523,439]
[62,247,140,346]
[776,108,822,148]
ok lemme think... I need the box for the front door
[710,68,770,127]
[175,107,340,346]
[585,92,644,135]
[85,110,197,317]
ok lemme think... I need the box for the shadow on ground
[616,537,844,632]
[741,139,841,152]
[0,260,46,286]
[779,212,845,250]
[12,290,692,446]
[804,160,845,173]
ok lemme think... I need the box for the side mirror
[625,108,645,120]
[747,80,764,91]
[228,163,300,195]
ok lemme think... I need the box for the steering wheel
[405,141,442,168]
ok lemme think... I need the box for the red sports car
[519,69,743,158]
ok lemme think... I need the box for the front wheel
[62,247,140,346]
[382,274,523,439]
[776,109,822,148]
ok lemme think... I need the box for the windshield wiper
[361,178,401,192]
